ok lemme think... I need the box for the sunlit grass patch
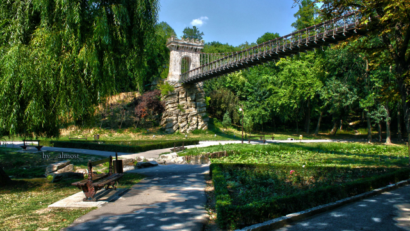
[0,178,94,230]
[0,172,144,230]
[180,142,409,168]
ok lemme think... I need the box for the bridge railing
[180,11,361,83]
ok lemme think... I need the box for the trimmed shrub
[211,163,410,229]
[43,140,199,153]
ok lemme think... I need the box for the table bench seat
[72,154,123,201]
[21,140,43,151]
[93,174,123,187]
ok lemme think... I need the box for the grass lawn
[1,117,389,144]
[179,142,409,167]
[0,148,108,178]
[0,173,144,231]
[0,147,144,230]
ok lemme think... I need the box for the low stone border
[48,188,129,208]
[236,179,410,231]
[159,151,230,164]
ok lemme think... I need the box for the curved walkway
[65,164,210,231]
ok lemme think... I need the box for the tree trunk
[361,110,364,123]
[329,116,338,135]
[333,120,339,136]
[273,119,276,132]
[398,79,410,166]
[0,165,11,186]
[296,120,298,133]
[314,111,323,136]
[385,103,392,144]
[367,111,372,142]
[340,119,343,131]
[305,99,311,134]
[378,121,382,142]
[397,101,402,140]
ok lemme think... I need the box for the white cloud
[190,16,209,27]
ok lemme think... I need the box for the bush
[222,111,232,129]
[46,140,200,153]
[158,81,175,95]
[210,163,410,229]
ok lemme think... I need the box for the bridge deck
[181,12,367,84]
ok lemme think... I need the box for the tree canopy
[256,32,280,44]
[182,26,204,40]
[291,0,322,30]
[0,0,160,137]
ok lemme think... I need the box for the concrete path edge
[236,178,410,231]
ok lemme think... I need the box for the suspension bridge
[176,11,367,84]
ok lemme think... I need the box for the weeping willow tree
[0,0,159,137]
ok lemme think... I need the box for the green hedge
[40,140,199,153]
[66,140,187,146]
[210,163,410,229]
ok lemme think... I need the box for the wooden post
[115,152,118,174]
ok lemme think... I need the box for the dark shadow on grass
[0,178,83,194]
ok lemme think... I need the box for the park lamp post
[239,107,244,144]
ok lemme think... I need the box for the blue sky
[158,0,300,47]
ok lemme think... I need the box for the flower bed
[210,163,410,229]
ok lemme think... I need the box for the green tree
[154,22,176,80]
[182,26,204,40]
[0,0,159,137]
[208,88,240,123]
[156,22,176,39]
[203,41,239,54]
[313,0,410,164]
[222,111,232,129]
[291,0,322,30]
[256,32,280,44]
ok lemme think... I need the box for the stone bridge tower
[160,37,208,133]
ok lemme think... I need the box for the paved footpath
[275,184,410,231]
[64,164,210,231]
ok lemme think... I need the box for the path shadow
[64,164,209,231]
[275,185,410,231]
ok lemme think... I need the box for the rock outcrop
[45,160,73,176]
[159,153,211,165]
[161,82,209,134]
[136,161,159,169]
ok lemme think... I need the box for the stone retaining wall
[160,82,208,133]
